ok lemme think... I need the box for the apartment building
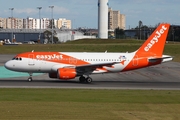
[57,18,71,29]
[6,18,13,29]
[0,17,71,29]
[108,8,126,30]
[120,14,126,30]
[41,18,50,29]
[0,18,7,29]
[15,18,23,29]
[6,17,23,29]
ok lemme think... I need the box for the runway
[0,55,180,90]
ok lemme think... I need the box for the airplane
[4,23,173,83]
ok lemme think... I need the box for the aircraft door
[28,54,35,65]
[133,55,138,66]
[69,57,77,65]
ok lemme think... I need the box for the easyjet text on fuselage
[36,54,63,60]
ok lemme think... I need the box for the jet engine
[49,68,76,79]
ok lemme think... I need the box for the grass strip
[0,89,180,120]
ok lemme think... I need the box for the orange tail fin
[136,23,170,56]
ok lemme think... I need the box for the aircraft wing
[76,62,118,69]
[75,62,118,74]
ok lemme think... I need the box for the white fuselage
[5,52,135,74]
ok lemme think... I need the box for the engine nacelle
[57,68,76,79]
[49,68,76,79]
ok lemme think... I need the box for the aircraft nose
[4,60,14,70]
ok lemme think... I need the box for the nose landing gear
[28,73,33,82]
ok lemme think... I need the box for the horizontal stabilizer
[162,55,173,63]
[148,55,173,63]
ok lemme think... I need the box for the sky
[0,0,179,29]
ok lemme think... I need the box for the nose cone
[4,60,14,70]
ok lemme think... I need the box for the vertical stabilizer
[136,23,170,56]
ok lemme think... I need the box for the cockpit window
[12,57,22,61]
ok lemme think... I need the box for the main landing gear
[28,73,33,82]
[79,76,92,83]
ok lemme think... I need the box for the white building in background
[23,18,33,29]
[35,19,40,29]
[6,17,23,29]
[23,17,50,29]
[6,18,11,29]
[32,19,38,29]
[22,18,68,29]
[53,19,57,28]
[15,18,23,29]
[98,0,109,39]
[0,17,72,30]
[41,18,50,29]
[0,18,7,29]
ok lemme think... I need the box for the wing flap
[75,62,118,75]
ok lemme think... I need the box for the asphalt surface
[0,54,180,90]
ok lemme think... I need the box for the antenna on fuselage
[32,50,34,53]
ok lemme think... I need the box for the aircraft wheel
[28,77,33,82]
[28,73,33,82]
[79,76,86,83]
[86,77,92,83]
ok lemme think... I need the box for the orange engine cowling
[49,68,77,79]
[57,68,76,79]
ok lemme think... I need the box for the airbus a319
[4,23,173,83]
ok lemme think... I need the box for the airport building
[108,8,126,30]
[0,16,96,43]
[0,29,96,44]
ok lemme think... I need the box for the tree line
[113,24,180,41]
